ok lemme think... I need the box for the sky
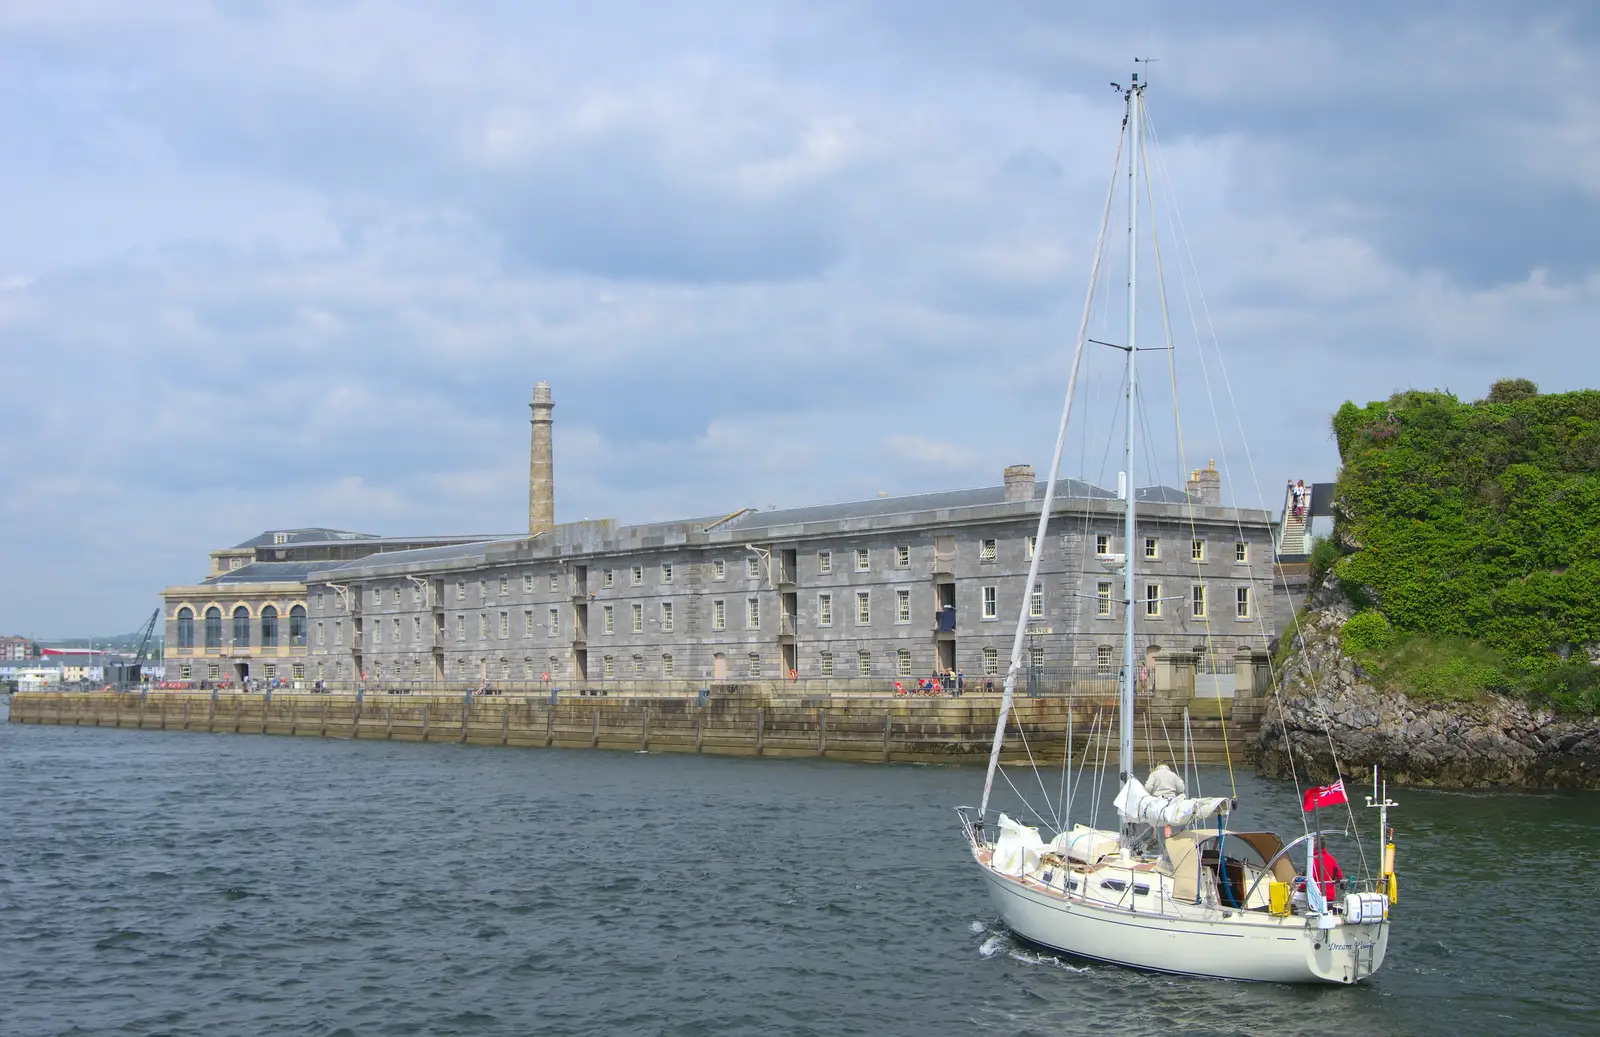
[4,1,1600,636]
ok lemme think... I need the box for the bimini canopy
[1113,777,1230,828]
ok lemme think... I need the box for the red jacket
[1312,847,1343,902]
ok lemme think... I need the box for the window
[524,573,535,593]
[661,563,674,584]
[631,655,644,677]
[818,593,833,627]
[602,606,615,635]
[1097,645,1114,674]
[455,615,465,641]
[412,585,422,605]
[818,550,833,575]
[747,653,762,677]
[1096,581,1113,618]
[856,592,870,624]
[711,559,725,581]
[983,646,999,675]
[980,539,996,562]
[854,548,869,572]
[632,603,643,633]
[1235,541,1249,563]
[392,617,401,644]
[603,655,615,679]
[632,565,644,586]
[273,532,288,545]
[179,663,193,679]
[204,607,222,648]
[660,602,673,632]
[264,664,277,680]
[499,576,508,596]
[393,587,402,604]
[548,608,560,636]
[335,618,345,645]
[1192,585,1207,618]
[413,616,422,642]
[857,650,871,676]
[982,586,997,619]
[896,590,911,623]
[207,663,221,679]
[478,614,488,640]
[1192,539,1205,562]
[372,587,381,607]
[1030,646,1044,670]
[316,591,325,611]
[523,610,534,636]
[317,621,326,647]
[895,545,910,568]
[177,608,194,649]
[1026,535,1037,560]
[550,573,560,592]
[1145,584,1161,618]
[712,600,726,631]
[1144,537,1159,559]
[1096,533,1111,556]
[820,651,834,677]
[232,606,250,647]
[602,569,615,588]
[457,581,467,601]
[499,611,509,638]
[1237,586,1252,619]
[747,598,760,629]
[897,649,912,676]
[746,557,761,579]
[1029,585,1044,618]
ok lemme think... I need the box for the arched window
[260,605,279,648]
[288,605,307,646]
[177,608,194,649]
[204,607,222,649]
[233,606,251,647]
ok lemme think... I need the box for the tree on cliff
[1326,381,1600,711]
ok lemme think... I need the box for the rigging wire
[1145,103,1372,876]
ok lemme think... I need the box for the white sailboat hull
[977,857,1389,984]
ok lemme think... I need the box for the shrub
[1483,378,1539,404]
[1307,535,1343,587]
[1528,660,1600,715]
[1339,610,1395,658]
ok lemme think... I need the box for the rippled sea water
[3,698,1597,1036]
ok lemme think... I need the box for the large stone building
[163,383,1277,689]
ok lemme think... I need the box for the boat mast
[1118,72,1143,834]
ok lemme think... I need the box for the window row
[176,605,306,649]
[1094,535,1251,564]
[1090,581,1254,620]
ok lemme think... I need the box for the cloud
[3,1,1600,633]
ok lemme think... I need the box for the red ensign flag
[1302,779,1348,812]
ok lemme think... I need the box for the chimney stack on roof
[1003,464,1037,503]
[1186,458,1221,506]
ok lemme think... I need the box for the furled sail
[1113,777,1231,828]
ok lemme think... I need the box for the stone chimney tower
[1003,464,1037,503]
[528,382,555,535]
[1186,459,1221,506]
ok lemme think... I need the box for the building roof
[717,478,1118,533]
[230,528,380,549]
[201,561,334,585]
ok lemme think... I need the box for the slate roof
[201,561,336,585]
[231,528,379,549]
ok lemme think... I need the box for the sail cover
[1113,777,1231,828]
[991,814,1047,877]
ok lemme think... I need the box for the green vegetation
[1328,380,1600,711]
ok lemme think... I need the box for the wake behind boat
[957,68,1398,985]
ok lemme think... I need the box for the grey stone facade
[296,485,1276,687]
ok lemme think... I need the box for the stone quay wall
[8,691,1257,767]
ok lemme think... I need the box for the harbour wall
[8,691,1257,766]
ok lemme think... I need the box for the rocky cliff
[1258,592,1600,789]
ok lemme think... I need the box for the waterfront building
[0,635,37,660]
[163,384,1277,688]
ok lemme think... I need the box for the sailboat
[956,69,1396,985]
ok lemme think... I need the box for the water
[3,700,1597,1037]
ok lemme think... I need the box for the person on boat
[1312,837,1343,902]
[1147,762,1185,799]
